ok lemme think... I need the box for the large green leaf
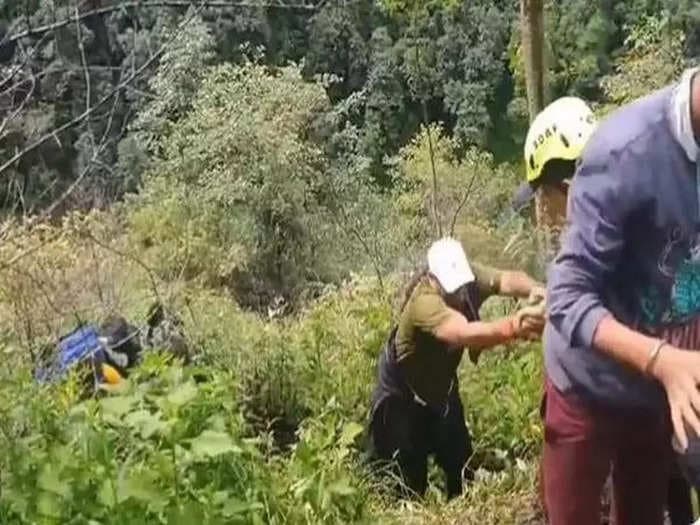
[328,478,355,497]
[37,464,71,499]
[100,395,139,417]
[190,430,241,458]
[338,422,363,447]
[124,409,168,438]
[97,479,116,509]
[37,492,62,519]
[117,471,167,511]
[166,382,198,407]
[166,502,208,525]
[222,499,265,517]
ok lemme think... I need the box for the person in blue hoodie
[543,68,700,525]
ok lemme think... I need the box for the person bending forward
[367,238,545,500]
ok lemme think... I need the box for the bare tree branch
[0,229,63,270]
[423,112,442,239]
[0,66,125,100]
[1,0,321,48]
[329,202,385,291]
[74,3,93,145]
[0,39,38,137]
[99,74,125,147]
[80,229,164,307]
[0,33,50,91]
[0,71,35,138]
[415,45,442,239]
[449,170,479,237]
[41,142,107,219]
[0,4,205,178]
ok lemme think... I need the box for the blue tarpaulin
[35,325,102,384]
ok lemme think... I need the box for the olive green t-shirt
[395,262,502,409]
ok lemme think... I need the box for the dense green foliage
[0,262,543,524]
[1,0,698,211]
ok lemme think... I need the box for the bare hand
[528,286,547,306]
[515,303,546,339]
[651,347,700,451]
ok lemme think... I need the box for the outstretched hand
[528,285,547,306]
[515,301,546,339]
[651,347,700,452]
[468,301,546,364]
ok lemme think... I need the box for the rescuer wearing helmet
[512,96,596,214]
[512,96,601,521]
[518,96,697,525]
[543,67,700,525]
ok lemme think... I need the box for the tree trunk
[520,0,545,122]
[521,0,560,267]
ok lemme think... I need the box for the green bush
[0,266,544,524]
[389,123,539,275]
[0,354,373,525]
[181,277,543,466]
[130,61,411,312]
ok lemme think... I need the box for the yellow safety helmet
[512,97,596,211]
[524,96,596,183]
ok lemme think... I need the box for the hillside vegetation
[0,0,698,523]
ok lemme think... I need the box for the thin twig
[331,201,385,291]
[41,141,107,218]
[0,229,64,270]
[98,73,124,147]
[414,45,442,238]
[0,33,50,91]
[422,101,442,239]
[449,170,479,237]
[0,4,204,178]
[80,230,163,307]
[0,44,37,138]
[74,4,93,146]
[0,66,125,100]
[1,0,320,47]
[0,77,34,136]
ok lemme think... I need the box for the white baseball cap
[427,238,475,294]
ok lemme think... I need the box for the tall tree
[520,0,564,264]
[520,0,545,120]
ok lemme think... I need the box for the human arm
[409,284,540,353]
[432,308,536,351]
[472,262,545,303]
[593,316,700,450]
[499,270,546,302]
[548,152,700,450]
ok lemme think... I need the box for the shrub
[130,61,411,312]
[0,354,373,525]
[390,124,538,274]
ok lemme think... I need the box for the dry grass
[377,462,544,524]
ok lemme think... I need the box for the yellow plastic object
[101,363,123,385]
[524,97,597,183]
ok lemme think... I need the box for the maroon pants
[542,378,673,525]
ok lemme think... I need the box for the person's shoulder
[398,278,447,330]
[408,278,439,305]
[582,86,675,169]
[471,260,500,282]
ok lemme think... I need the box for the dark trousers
[367,387,473,500]
[667,465,697,525]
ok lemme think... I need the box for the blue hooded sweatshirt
[545,68,700,411]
